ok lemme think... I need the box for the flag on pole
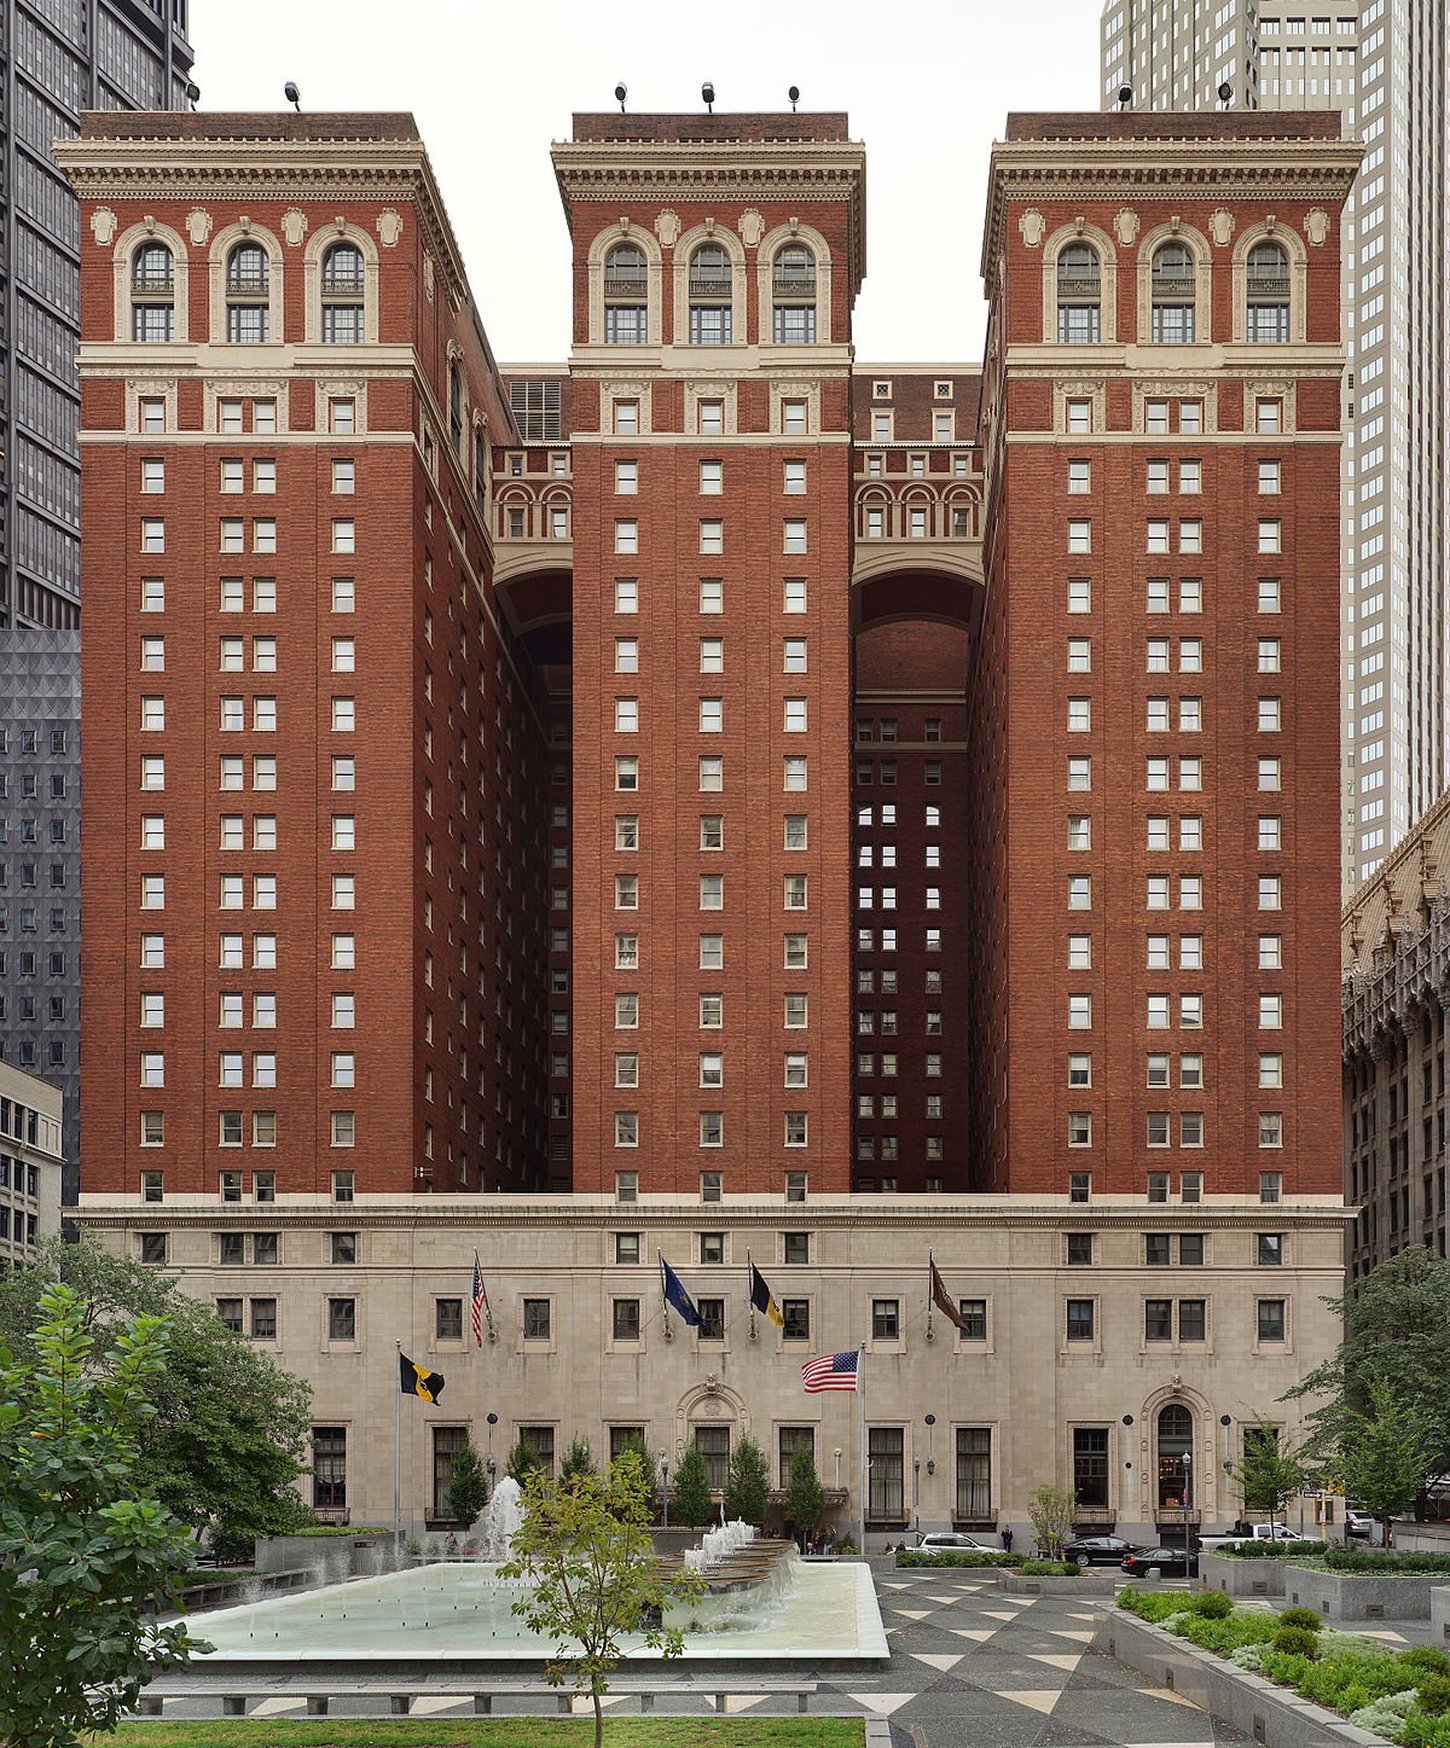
[749,1262,784,1328]
[399,1353,446,1403]
[471,1251,490,1347]
[930,1256,970,1333]
[660,1256,703,1328]
[802,1350,859,1393]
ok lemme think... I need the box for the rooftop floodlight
[702,81,715,113]
[788,85,800,111]
[284,81,301,111]
[1118,84,1133,107]
[615,82,627,111]
[1218,79,1234,105]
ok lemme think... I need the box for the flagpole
[393,1337,402,1558]
[657,1249,672,1340]
[858,1340,867,1555]
[747,1247,756,1340]
[926,1250,935,1342]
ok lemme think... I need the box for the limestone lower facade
[78,1191,1349,1547]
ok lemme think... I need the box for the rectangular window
[1066,1299,1095,1341]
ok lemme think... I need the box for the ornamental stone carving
[185,208,212,246]
[1306,207,1330,245]
[281,208,307,246]
[1114,207,1139,246]
[739,208,764,246]
[423,252,435,302]
[1018,209,1046,247]
[90,207,117,246]
[377,208,403,247]
[654,208,680,247]
[1210,208,1235,246]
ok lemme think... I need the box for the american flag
[471,1253,489,1347]
[802,1350,859,1393]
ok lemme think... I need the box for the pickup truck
[1199,1522,1304,1549]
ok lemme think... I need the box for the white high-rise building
[1102,0,1447,889]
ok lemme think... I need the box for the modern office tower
[64,108,1353,1543]
[0,634,80,1191]
[1102,0,1447,892]
[2,0,195,629]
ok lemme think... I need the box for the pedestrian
[1001,1525,1014,1553]
[444,1531,459,1558]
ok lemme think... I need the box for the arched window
[449,360,463,455]
[1246,240,1291,343]
[225,242,270,343]
[131,242,175,342]
[321,243,365,345]
[773,243,816,345]
[1056,243,1101,344]
[473,425,488,515]
[1151,242,1196,344]
[603,243,648,345]
[688,242,733,345]
[1156,1403,1194,1514]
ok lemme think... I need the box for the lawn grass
[104,1721,861,1748]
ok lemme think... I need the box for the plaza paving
[147,1561,1264,1747]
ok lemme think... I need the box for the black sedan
[1121,1546,1199,1579]
[1064,1536,1143,1565]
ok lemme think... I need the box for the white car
[915,1532,995,1551]
[1345,1511,1376,1541]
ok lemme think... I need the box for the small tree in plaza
[671,1442,714,1527]
[785,1448,827,1545]
[507,1436,545,1485]
[609,1435,659,1514]
[1336,1378,1433,1548]
[446,1436,491,1530]
[500,1465,702,1748]
[1026,1483,1077,1558]
[0,1283,207,1748]
[1227,1414,1310,1529]
[723,1433,770,1527]
[560,1433,597,1484]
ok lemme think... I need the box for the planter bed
[1098,1609,1390,1748]
[1284,1564,1438,1624]
[1002,1570,1118,1596]
[1200,1551,1290,1599]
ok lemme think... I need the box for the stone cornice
[550,139,868,300]
[76,1197,1355,1235]
[981,137,1362,279]
[52,136,471,307]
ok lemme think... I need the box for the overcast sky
[193,0,1103,364]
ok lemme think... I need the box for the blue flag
[660,1256,703,1328]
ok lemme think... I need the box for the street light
[660,1452,670,1529]
[913,1457,921,1534]
[1183,1450,1194,1556]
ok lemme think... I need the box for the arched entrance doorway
[1156,1403,1194,1525]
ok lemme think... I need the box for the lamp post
[660,1452,670,1529]
[913,1457,921,1535]
[1183,1450,1193,1556]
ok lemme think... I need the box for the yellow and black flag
[749,1261,784,1329]
[399,1353,446,1403]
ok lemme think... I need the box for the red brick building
[60,107,1355,1212]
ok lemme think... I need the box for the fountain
[181,1512,886,1674]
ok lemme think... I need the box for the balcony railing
[773,271,817,297]
[1248,274,1291,298]
[1056,273,1101,297]
[689,272,732,298]
[131,270,174,294]
[226,270,269,295]
[1152,276,1196,298]
[322,269,365,296]
[603,269,648,296]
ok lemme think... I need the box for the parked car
[1345,1510,1376,1541]
[1121,1546,1199,1579]
[914,1532,995,1551]
[1064,1535,1144,1565]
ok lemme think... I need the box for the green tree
[446,1437,491,1530]
[500,1466,702,1748]
[506,1437,545,1485]
[0,1282,207,1748]
[1288,1247,1450,1476]
[0,1238,312,1557]
[723,1433,770,1527]
[605,1445,654,1523]
[1228,1414,1309,1528]
[1336,1377,1432,1547]
[612,1434,659,1511]
[785,1448,826,1543]
[672,1442,714,1528]
[560,1433,597,1484]
[1026,1483,1076,1558]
